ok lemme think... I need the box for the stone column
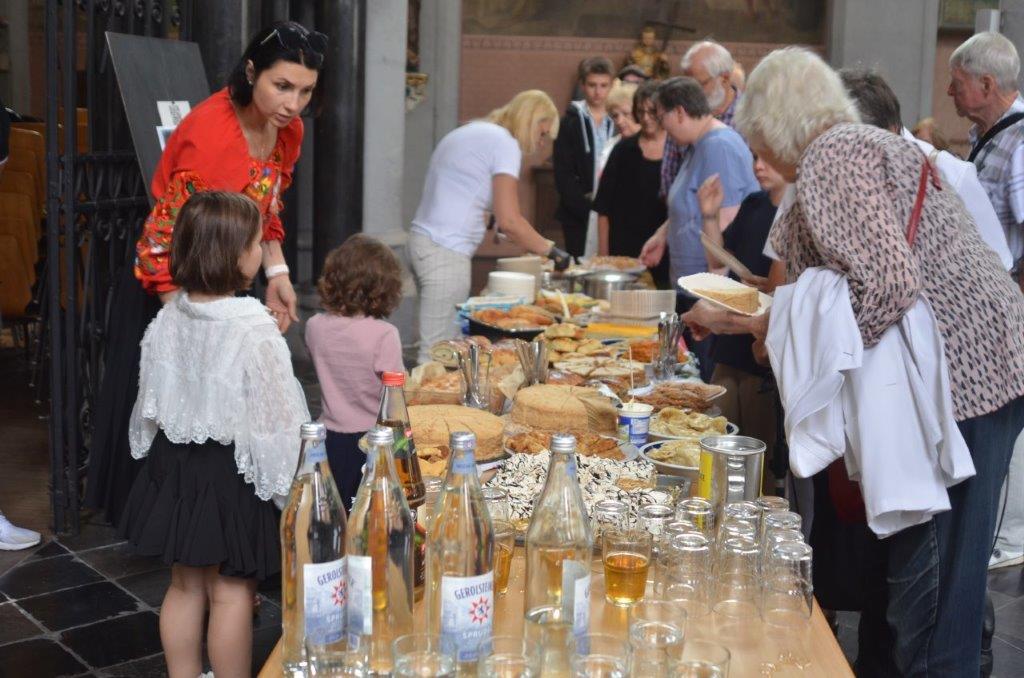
[829,0,940,125]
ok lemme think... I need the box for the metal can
[697,435,766,515]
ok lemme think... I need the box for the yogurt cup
[617,402,654,446]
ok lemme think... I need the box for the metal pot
[582,271,638,300]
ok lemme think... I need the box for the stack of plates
[496,256,545,293]
[609,289,677,319]
[487,271,536,300]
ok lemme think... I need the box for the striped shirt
[968,96,1024,266]
[659,88,741,199]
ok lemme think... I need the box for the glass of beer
[603,527,653,606]
[492,518,516,595]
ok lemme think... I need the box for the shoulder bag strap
[967,111,1024,162]
[906,157,942,247]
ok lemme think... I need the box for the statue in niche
[625,26,670,80]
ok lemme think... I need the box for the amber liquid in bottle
[377,371,427,600]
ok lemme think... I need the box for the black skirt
[85,265,160,524]
[117,430,280,581]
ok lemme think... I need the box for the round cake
[408,404,505,460]
[510,384,618,435]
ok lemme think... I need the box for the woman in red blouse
[86,21,326,524]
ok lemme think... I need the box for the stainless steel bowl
[582,271,638,300]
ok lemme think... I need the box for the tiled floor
[0,519,283,677]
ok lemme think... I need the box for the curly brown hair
[318,234,403,318]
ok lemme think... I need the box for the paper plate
[677,272,772,317]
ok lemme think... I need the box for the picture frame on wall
[939,0,1000,30]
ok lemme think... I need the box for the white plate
[677,272,772,317]
[626,379,725,400]
[647,423,739,442]
[639,440,699,479]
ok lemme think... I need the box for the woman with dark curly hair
[305,234,404,505]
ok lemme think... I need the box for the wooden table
[260,549,852,677]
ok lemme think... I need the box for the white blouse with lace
[128,293,310,501]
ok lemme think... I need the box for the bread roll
[408,405,505,460]
[510,384,618,435]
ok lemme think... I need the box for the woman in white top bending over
[409,89,571,364]
[118,191,309,678]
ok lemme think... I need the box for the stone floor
[2,319,1024,676]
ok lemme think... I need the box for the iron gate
[44,0,193,535]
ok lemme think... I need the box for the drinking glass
[671,639,731,677]
[721,501,761,535]
[592,498,629,543]
[758,528,803,576]
[420,476,444,532]
[492,518,516,595]
[755,495,789,533]
[716,519,757,551]
[603,528,653,606]
[570,634,630,678]
[483,486,511,521]
[663,520,698,541]
[638,504,675,542]
[477,635,541,677]
[628,600,687,673]
[762,510,802,544]
[656,532,712,618]
[762,542,814,628]
[676,497,716,540]
[713,536,760,618]
[392,634,456,678]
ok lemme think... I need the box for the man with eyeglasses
[660,41,743,200]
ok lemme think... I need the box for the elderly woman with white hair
[683,47,1024,676]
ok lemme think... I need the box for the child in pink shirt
[305,235,405,505]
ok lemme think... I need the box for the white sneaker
[989,547,1024,569]
[0,514,42,551]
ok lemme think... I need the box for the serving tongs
[654,312,682,382]
[458,343,492,410]
[514,339,548,386]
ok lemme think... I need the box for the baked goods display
[408,404,506,460]
[510,384,618,435]
[553,357,647,385]
[535,292,599,317]
[633,382,726,412]
[618,338,689,364]
[644,438,702,467]
[486,450,659,529]
[472,304,555,330]
[691,284,760,314]
[505,430,624,460]
[587,255,645,271]
[534,323,612,363]
[649,407,728,438]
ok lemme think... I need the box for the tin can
[696,435,766,515]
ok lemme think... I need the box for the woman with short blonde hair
[410,89,570,363]
[686,46,1024,676]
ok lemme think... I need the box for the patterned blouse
[134,88,303,294]
[771,123,1024,420]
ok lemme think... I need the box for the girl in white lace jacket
[117,191,309,678]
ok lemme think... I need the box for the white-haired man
[660,41,742,199]
[948,31,1024,572]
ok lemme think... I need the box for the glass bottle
[524,433,594,650]
[377,371,427,599]
[346,426,416,676]
[426,432,495,672]
[280,422,349,675]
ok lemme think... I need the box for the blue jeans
[861,396,1024,676]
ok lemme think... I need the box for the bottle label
[308,440,328,464]
[561,560,590,637]
[346,555,373,644]
[451,452,476,475]
[302,557,345,646]
[440,571,494,662]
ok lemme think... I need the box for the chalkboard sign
[106,32,210,203]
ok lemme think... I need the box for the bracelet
[265,264,290,279]
[702,213,719,220]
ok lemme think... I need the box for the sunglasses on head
[259,24,328,67]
